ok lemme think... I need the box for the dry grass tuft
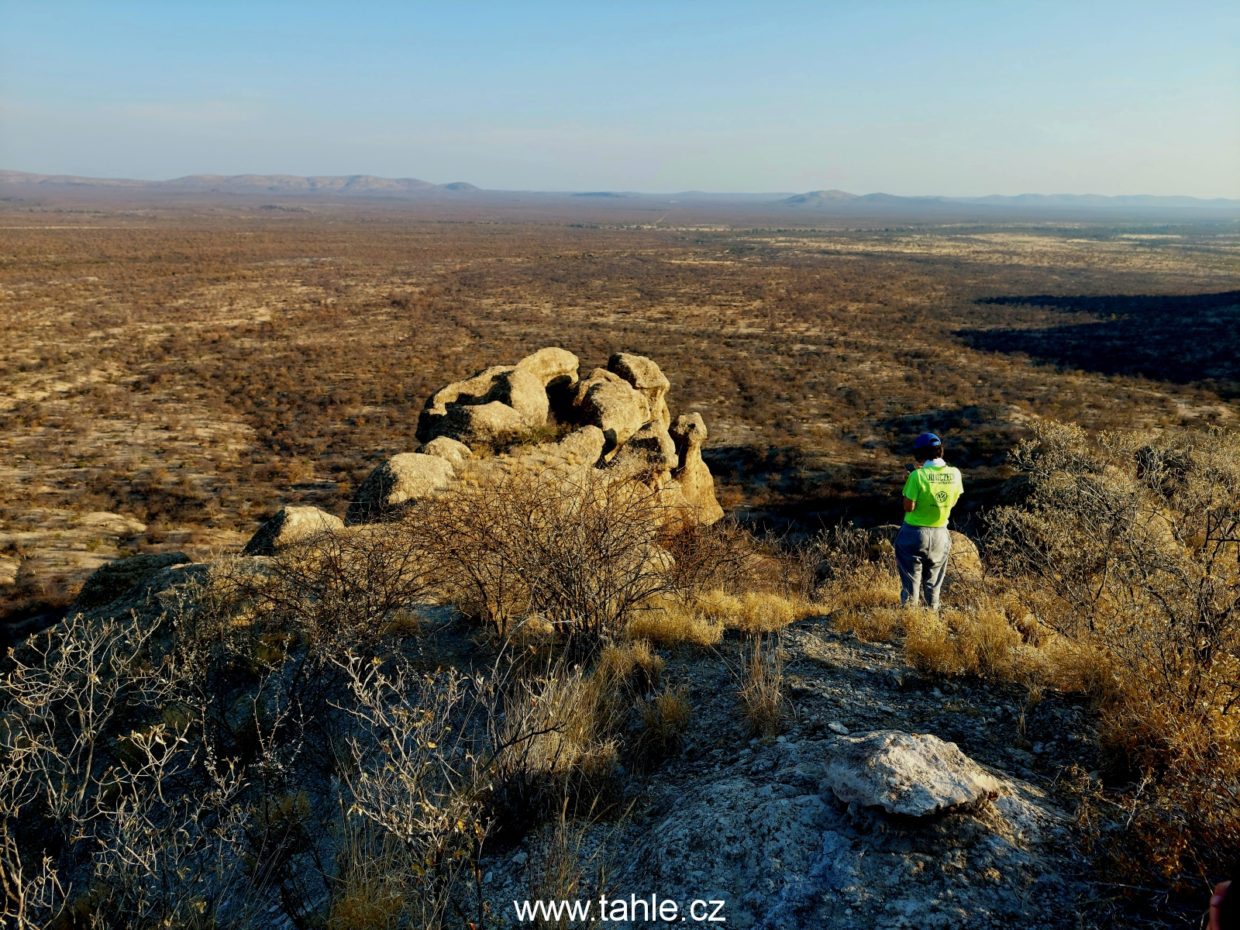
[635,688,693,766]
[739,633,786,739]
[903,605,1023,679]
[626,598,723,648]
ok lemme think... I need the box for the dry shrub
[528,799,610,930]
[489,658,626,831]
[626,588,816,646]
[661,518,764,597]
[421,467,669,649]
[332,653,489,930]
[988,421,1240,886]
[238,523,438,652]
[326,826,407,930]
[739,633,787,738]
[820,559,903,636]
[730,590,815,633]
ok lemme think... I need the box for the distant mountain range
[0,170,478,196]
[1,170,1236,214]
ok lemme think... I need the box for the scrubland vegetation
[2,420,1236,926]
[1,199,1237,927]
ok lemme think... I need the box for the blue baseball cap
[913,432,942,449]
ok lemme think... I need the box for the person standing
[896,432,964,610]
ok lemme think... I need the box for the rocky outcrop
[670,413,725,525]
[571,368,651,453]
[515,346,579,389]
[346,452,455,524]
[608,420,678,482]
[417,365,550,447]
[822,730,1002,817]
[73,551,192,611]
[419,436,472,466]
[608,352,671,427]
[244,347,725,533]
[242,506,344,555]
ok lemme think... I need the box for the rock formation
[344,348,724,530]
[571,367,651,452]
[608,351,671,427]
[73,551,192,611]
[243,506,344,555]
[670,413,726,525]
[346,452,456,524]
[417,364,551,447]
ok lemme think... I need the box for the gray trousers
[895,524,952,610]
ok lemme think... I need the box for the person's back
[895,432,963,610]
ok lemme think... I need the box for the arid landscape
[2,194,1236,624]
[1,190,1238,930]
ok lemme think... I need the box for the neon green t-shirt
[902,463,964,528]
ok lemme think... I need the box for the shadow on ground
[958,290,1240,395]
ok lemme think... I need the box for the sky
[1,0,1237,196]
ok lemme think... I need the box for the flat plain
[1,196,1237,622]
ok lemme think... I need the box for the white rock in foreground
[822,730,1001,817]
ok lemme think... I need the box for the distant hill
[0,170,477,197]
[781,187,1240,213]
[782,189,859,205]
[2,169,1236,215]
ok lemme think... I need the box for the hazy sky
[2,0,1237,195]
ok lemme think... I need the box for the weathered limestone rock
[347,452,455,524]
[608,420,678,482]
[670,413,724,525]
[73,551,192,611]
[608,352,671,427]
[418,365,550,446]
[548,425,607,469]
[572,368,651,452]
[516,346,579,388]
[242,506,344,556]
[419,436,472,467]
[822,730,1002,817]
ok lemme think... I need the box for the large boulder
[419,436,472,467]
[608,352,671,428]
[608,420,678,483]
[572,368,651,453]
[670,413,724,525]
[822,730,1002,817]
[242,506,344,556]
[347,453,455,524]
[418,365,550,446]
[516,347,579,388]
[73,551,192,611]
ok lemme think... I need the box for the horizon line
[2,167,1238,202]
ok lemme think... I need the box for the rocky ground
[475,611,1103,930]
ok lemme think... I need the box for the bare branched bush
[331,652,490,930]
[244,524,438,653]
[0,610,261,929]
[423,468,671,649]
